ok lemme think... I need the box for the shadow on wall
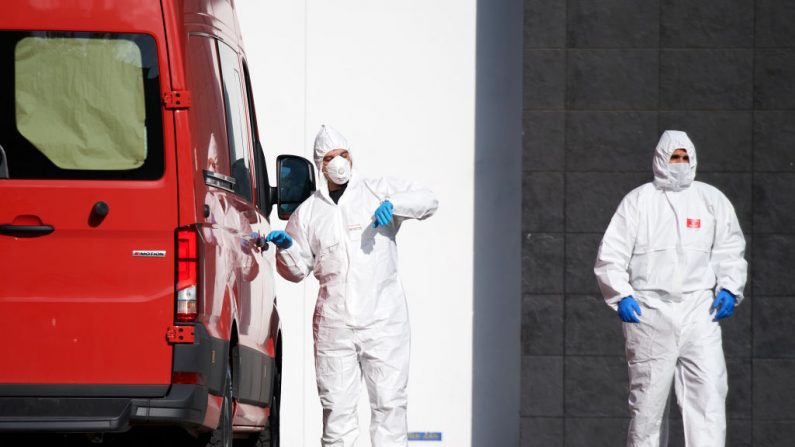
[472,0,523,446]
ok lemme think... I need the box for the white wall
[236,1,476,446]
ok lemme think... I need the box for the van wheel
[201,366,233,447]
[267,366,281,447]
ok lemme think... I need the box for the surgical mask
[325,156,352,185]
[668,162,691,185]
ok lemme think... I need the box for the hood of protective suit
[313,124,350,169]
[653,130,697,191]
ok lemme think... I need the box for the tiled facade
[522,1,795,445]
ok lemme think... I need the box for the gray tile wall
[522,1,795,445]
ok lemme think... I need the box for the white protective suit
[594,130,747,447]
[276,126,438,447]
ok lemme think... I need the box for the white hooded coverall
[275,126,438,447]
[594,130,747,447]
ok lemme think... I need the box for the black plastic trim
[0,384,167,397]
[234,344,275,407]
[129,384,207,427]
[203,169,236,193]
[0,384,206,432]
[172,324,228,395]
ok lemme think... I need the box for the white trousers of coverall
[624,290,727,447]
[314,319,410,447]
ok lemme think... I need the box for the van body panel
[0,0,285,435]
[0,0,177,387]
[3,1,165,33]
[182,24,277,412]
[183,0,241,47]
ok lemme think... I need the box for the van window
[241,61,271,214]
[0,32,163,180]
[218,42,253,202]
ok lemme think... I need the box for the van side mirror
[276,155,315,220]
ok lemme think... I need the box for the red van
[0,1,314,446]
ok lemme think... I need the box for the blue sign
[408,432,443,441]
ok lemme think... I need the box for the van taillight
[176,228,198,322]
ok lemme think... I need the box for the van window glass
[241,61,271,214]
[218,42,252,202]
[0,32,163,180]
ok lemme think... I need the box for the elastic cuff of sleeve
[718,286,743,301]
[385,195,402,214]
[605,296,623,311]
[279,245,300,266]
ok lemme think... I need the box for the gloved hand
[243,232,258,250]
[248,232,265,249]
[373,200,394,228]
[265,230,293,249]
[711,289,736,321]
[618,296,642,323]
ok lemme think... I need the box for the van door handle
[0,224,55,236]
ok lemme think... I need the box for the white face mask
[325,155,352,185]
[668,162,691,185]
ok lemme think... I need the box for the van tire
[201,365,234,447]
[267,366,281,447]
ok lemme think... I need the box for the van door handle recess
[0,224,55,236]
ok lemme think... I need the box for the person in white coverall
[264,125,438,447]
[594,130,747,447]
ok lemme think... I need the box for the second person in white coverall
[264,125,438,447]
[594,130,747,447]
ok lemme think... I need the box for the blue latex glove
[618,296,642,323]
[265,230,293,249]
[711,289,736,321]
[373,200,394,228]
